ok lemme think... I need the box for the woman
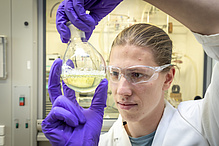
[100,23,174,145]
[99,23,219,145]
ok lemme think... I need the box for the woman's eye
[132,72,143,78]
[112,71,119,77]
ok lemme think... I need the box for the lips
[118,102,137,110]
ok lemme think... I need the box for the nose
[116,75,132,97]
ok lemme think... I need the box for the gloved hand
[41,58,108,146]
[56,0,123,42]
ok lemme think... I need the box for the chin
[120,110,141,122]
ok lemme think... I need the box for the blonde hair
[111,23,172,70]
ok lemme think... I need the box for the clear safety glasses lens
[107,64,171,84]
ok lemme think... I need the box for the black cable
[50,2,61,18]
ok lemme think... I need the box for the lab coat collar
[152,100,177,146]
[113,114,132,145]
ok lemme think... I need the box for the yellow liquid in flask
[62,70,106,93]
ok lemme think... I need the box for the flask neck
[66,22,87,42]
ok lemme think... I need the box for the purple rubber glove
[56,0,123,42]
[41,58,108,146]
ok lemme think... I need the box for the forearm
[144,0,219,35]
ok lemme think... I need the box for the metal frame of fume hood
[0,36,7,79]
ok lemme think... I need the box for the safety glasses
[107,64,172,84]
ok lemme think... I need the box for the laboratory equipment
[61,22,106,93]
[170,84,182,107]
[46,54,61,71]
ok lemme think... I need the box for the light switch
[19,97,25,106]
[0,136,4,145]
[0,125,5,136]
[16,123,19,129]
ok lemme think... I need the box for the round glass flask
[61,22,106,93]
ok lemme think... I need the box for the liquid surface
[62,70,106,93]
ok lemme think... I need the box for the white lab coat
[99,32,219,146]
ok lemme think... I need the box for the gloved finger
[88,0,123,22]
[66,58,74,68]
[85,30,93,41]
[89,12,101,25]
[42,123,70,146]
[42,106,80,128]
[62,80,76,101]
[73,0,96,27]
[64,0,95,33]
[90,78,108,113]
[48,58,63,104]
[56,1,71,43]
[53,96,86,124]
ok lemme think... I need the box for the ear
[162,67,175,91]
